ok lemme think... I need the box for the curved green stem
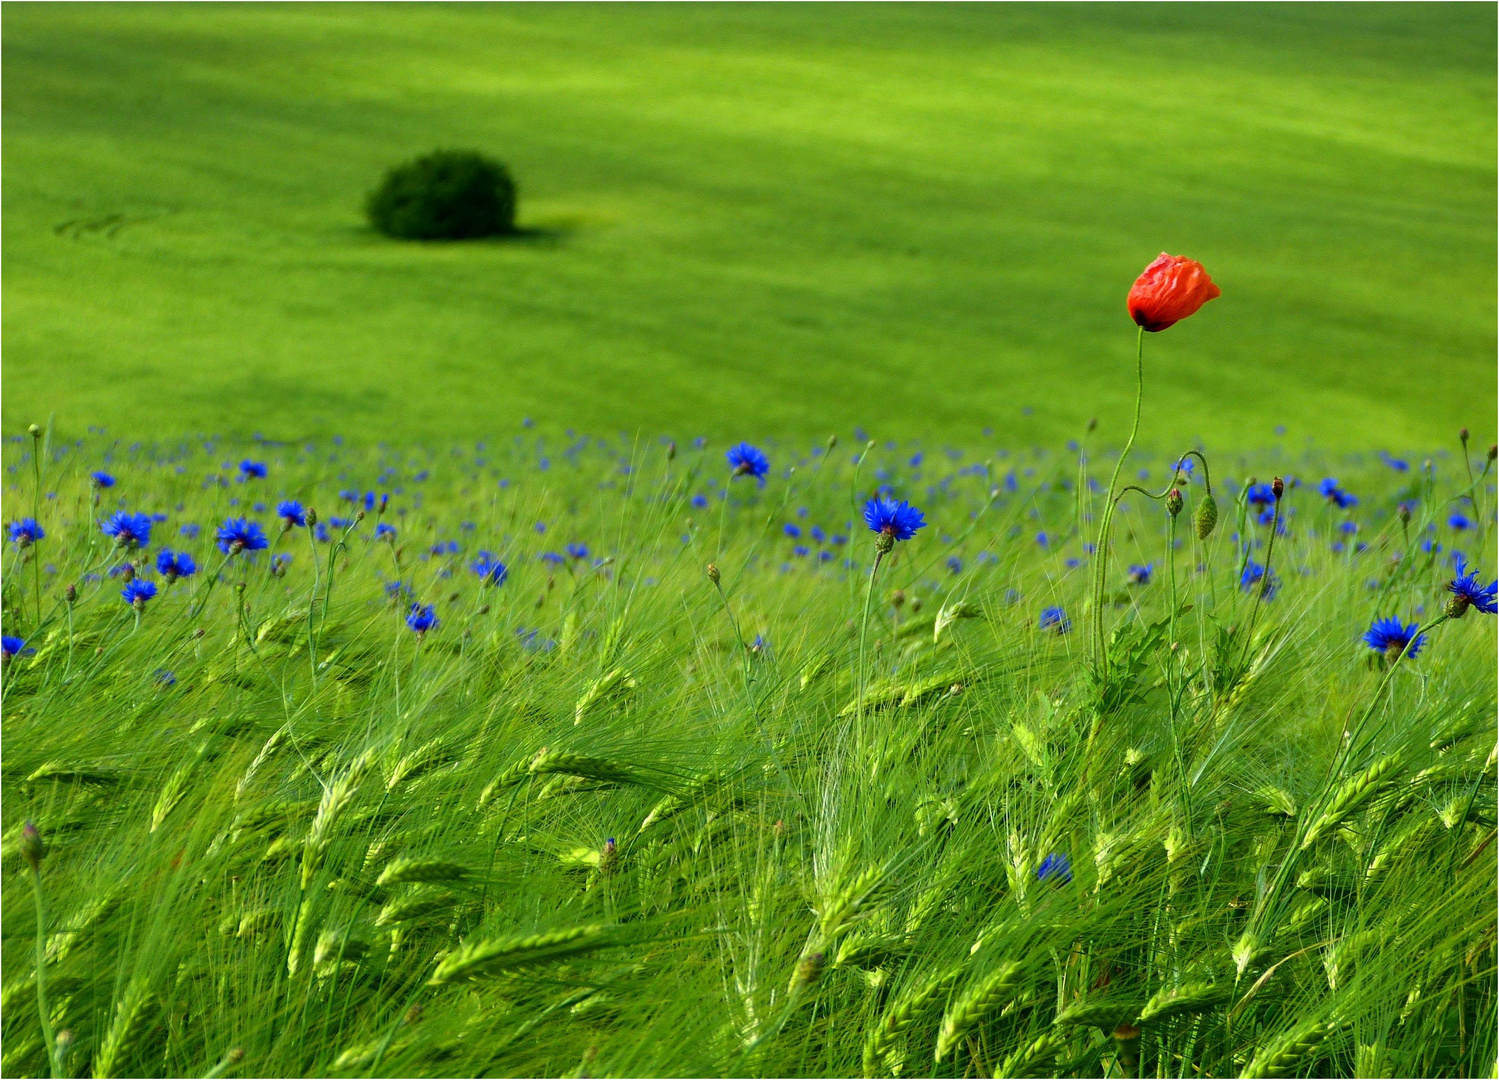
[1094,326,1146,679]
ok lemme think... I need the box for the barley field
[1,418,1494,1077]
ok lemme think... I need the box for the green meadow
[3,3,1495,451]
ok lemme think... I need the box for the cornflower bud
[20,821,45,872]
[305,507,318,527]
[891,589,906,609]
[355,510,365,522]
[1397,502,1412,525]
[599,837,618,876]
[794,951,825,989]
[1460,427,1470,445]
[826,434,838,450]
[666,440,677,461]
[28,424,41,439]
[1489,444,1497,462]
[64,584,76,603]
[119,562,135,583]
[1165,488,1184,518]
[378,494,389,516]
[706,563,720,586]
[1087,417,1098,433]
[1271,476,1284,501]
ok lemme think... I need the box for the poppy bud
[20,821,45,872]
[1271,476,1284,501]
[706,563,720,586]
[1194,492,1218,539]
[1127,254,1221,332]
[1165,488,1184,518]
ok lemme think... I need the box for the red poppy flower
[1127,253,1220,332]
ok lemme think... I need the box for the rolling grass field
[3,3,1495,451]
[0,428,1495,1077]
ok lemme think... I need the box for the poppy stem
[1093,325,1146,692]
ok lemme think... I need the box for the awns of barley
[376,856,467,887]
[377,890,459,927]
[574,667,636,725]
[934,961,1022,1061]
[428,924,615,984]
[529,749,638,785]
[150,760,196,832]
[1053,996,1141,1031]
[302,751,375,888]
[862,966,962,1075]
[1000,1031,1064,1077]
[1136,981,1227,1025]
[1300,753,1403,850]
[94,974,155,1078]
[1240,1019,1343,1078]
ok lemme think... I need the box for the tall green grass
[1,425,1494,1077]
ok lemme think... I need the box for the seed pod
[1194,492,1218,539]
[1165,488,1184,518]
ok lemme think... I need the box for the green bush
[366,149,516,240]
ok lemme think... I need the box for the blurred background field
[2,2,1494,452]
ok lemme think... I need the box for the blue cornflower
[216,518,269,554]
[862,497,926,550]
[156,549,197,580]
[277,500,307,528]
[1036,852,1072,884]
[946,555,962,573]
[315,523,331,543]
[810,525,826,543]
[8,518,44,547]
[155,669,177,687]
[339,489,359,503]
[1380,452,1410,472]
[121,579,158,608]
[2,635,33,660]
[240,460,268,479]
[1127,563,1154,585]
[1338,520,1359,535]
[1448,512,1474,531]
[91,470,116,488]
[691,494,709,509]
[1039,606,1071,634]
[406,602,439,635]
[374,522,396,539]
[101,511,153,549]
[180,523,201,539]
[471,553,509,586]
[1246,483,1276,508]
[1035,531,1051,548]
[270,554,292,575]
[783,523,801,539]
[793,544,810,558]
[1317,478,1357,509]
[540,551,566,566]
[1446,558,1498,617]
[567,543,589,560]
[726,443,770,482]
[1363,617,1425,663]
[1240,561,1278,599]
